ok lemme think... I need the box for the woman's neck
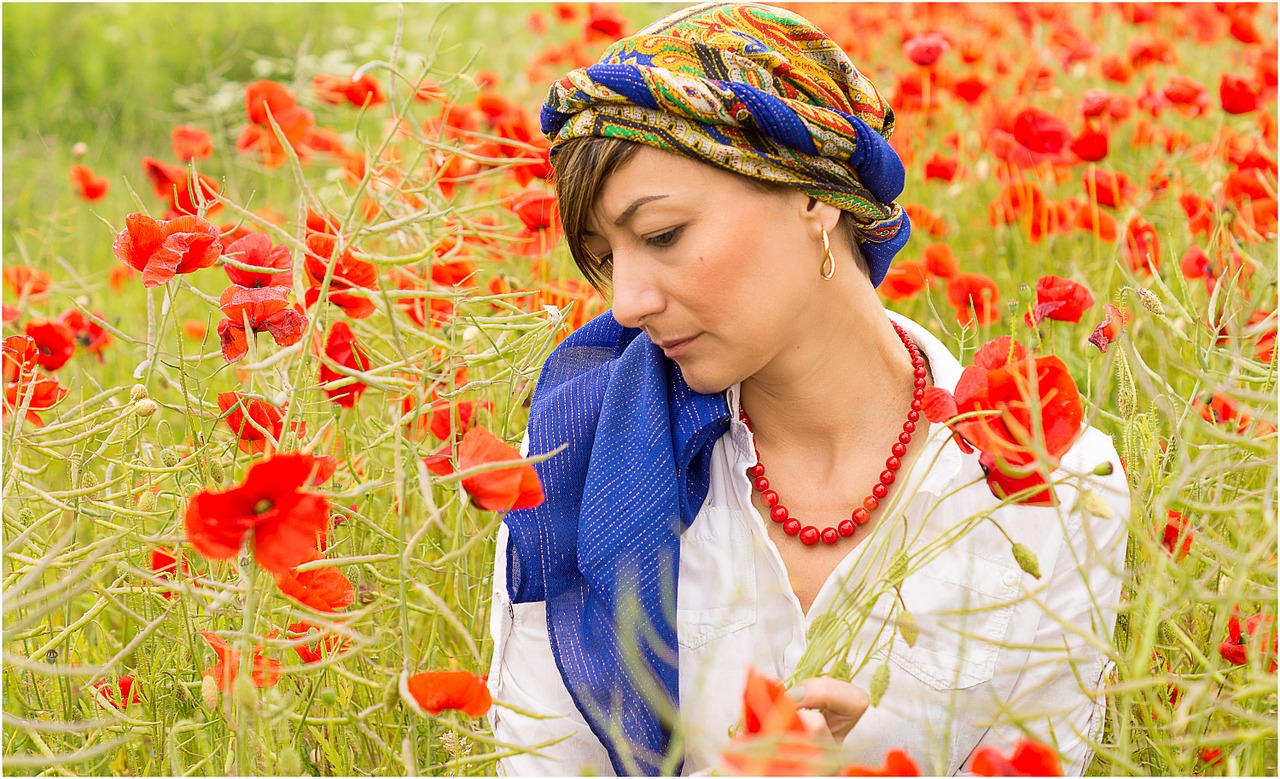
[738,285,925,462]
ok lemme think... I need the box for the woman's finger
[789,677,870,741]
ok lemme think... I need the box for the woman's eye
[647,227,681,248]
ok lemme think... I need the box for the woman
[487,3,1130,776]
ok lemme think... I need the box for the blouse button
[1002,571,1020,586]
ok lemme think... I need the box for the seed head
[1093,460,1115,477]
[233,674,257,708]
[1011,543,1041,579]
[1080,490,1114,519]
[130,384,149,402]
[868,663,890,707]
[201,675,219,709]
[897,609,919,648]
[133,399,158,418]
[161,448,179,467]
[1134,287,1166,316]
[137,491,157,513]
[207,459,225,484]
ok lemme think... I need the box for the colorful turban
[540,1,911,287]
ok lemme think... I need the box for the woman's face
[583,146,831,395]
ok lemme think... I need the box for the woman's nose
[609,254,665,329]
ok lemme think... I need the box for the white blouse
[487,312,1131,776]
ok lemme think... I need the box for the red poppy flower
[391,270,454,329]
[1070,124,1109,162]
[923,152,959,182]
[988,181,1058,242]
[418,399,491,442]
[303,233,379,319]
[1011,107,1071,157]
[456,425,544,512]
[1087,304,1132,353]
[1246,309,1276,363]
[217,391,303,454]
[1220,73,1262,115]
[112,213,223,288]
[1073,202,1118,242]
[1082,168,1134,209]
[1031,275,1095,324]
[841,748,922,777]
[904,32,950,67]
[952,74,989,103]
[1161,75,1209,114]
[275,549,354,613]
[1228,10,1264,44]
[1161,510,1193,562]
[923,336,1083,505]
[290,627,351,664]
[90,676,143,710]
[3,264,50,299]
[922,243,959,279]
[23,318,76,371]
[1179,191,1215,238]
[199,630,282,691]
[720,668,827,776]
[1218,608,1277,673]
[151,547,190,599]
[903,203,947,237]
[1099,54,1133,84]
[402,670,492,716]
[968,739,1063,776]
[312,72,386,108]
[237,81,316,168]
[2,335,69,427]
[946,273,1001,326]
[141,156,221,217]
[222,233,293,288]
[184,453,331,576]
[69,164,109,201]
[1124,216,1161,274]
[1199,748,1224,766]
[171,125,213,161]
[56,309,112,355]
[216,285,308,363]
[319,321,372,408]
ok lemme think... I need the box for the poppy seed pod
[1011,543,1041,579]
[868,663,890,706]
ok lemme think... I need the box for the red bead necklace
[739,320,927,547]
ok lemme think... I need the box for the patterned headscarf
[541,1,911,287]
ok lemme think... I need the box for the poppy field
[2,2,1277,776]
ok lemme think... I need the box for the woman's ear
[799,194,843,237]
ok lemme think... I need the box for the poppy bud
[1134,287,1166,316]
[208,459,226,484]
[897,609,919,647]
[1092,461,1115,476]
[130,384,149,402]
[1159,620,1177,645]
[868,663,890,707]
[18,508,34,525]
[1011,543,1041,579]
[201,675,219,709]
[1080,490,1114,519]
[81,470,99,497]
[133,399,158,419]
[278,747,303,776]
[885,550,909,588]
[1018,283,1034,304]
[1117,353,1136,420]
[138,491,157,513]
[382,675,401,711]
[161,448,179,467]
[234,674,257,708]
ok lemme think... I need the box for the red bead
[754,476,769,492]
[747,463,765,479]
[762,490,780,507]
[821,527,839,545]
[914,388,925,400]
[902,420,916,434]
[783,519,801,536]
[886,456,901,471]
[892,443,906,457]
[907,410,920,422]
[910,400,922,411]
[864,496,879,511]
[915,378,926,389]
[852,507,871,525]
[799,526,820,546]
[914,366,927,379]
[872,483,888,499]
[838,519,856,536]
[770,506,789,523]
[880,469,895,485]
[899,432,912,445]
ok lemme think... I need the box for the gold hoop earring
[819,227,836,280]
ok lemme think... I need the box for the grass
[2,2,1277,776]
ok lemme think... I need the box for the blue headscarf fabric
[503,311,729,775]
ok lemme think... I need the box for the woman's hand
[788,677,870,742]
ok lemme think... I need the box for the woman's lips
[657,334,699,358]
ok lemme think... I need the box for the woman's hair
[551,137,871,292]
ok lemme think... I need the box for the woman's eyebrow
[613,195,669,227]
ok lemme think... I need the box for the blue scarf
[503,311,730,775]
